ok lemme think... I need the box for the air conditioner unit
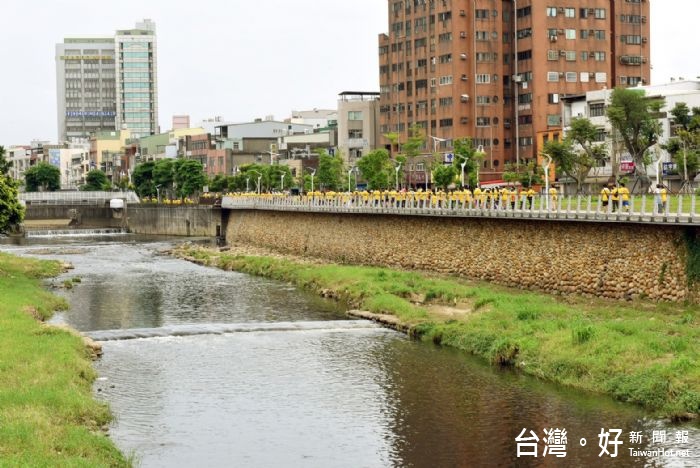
[461,94,470,102]
[559,72,565,77]
[642,57,647,63]
[641,16,647,23]
[549,35,557,42]
[557,29,564,35]
[589,29,595,35]
[460,53,467,60]
[588,8,595,14]
[560,50,567,56]
[642,37,648,43]
[558,7,565,13]
[589,72,596,78]
[459,10,466,16]
[460,31,467,38]
[461,74,468,81]
[460,117,469,124]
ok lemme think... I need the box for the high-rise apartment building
[378,0,650,181]
[56,37,116,143]
[56,19,158,143]
[115,19,158,139]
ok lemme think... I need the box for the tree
[0,175,24,233]
[315,150,344,190]
[432,164,457,190]
[541,117,607,193]
[502,161,544,188]
[357,149,392,190]
[0,146,11,177]
[453,138,483,188]
[153,159,176,196]
[209,174,228,192]
[81,170,111,191]
[173,159,206,198]
[24,163,60,192]
[606,87,664,190]
[132,161,156,197]
[665,102,700,187]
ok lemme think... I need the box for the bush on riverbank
[176,245,700,419]
[0,252,128,466]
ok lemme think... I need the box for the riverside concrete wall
[225,210,698,302]
[24,204,120,228]
[127,206,222,237]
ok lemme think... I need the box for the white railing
[221,194,700,226]
[20,191,140,205]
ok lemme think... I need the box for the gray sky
[0,0,695,145]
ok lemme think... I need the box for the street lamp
[394,161,402,190]
[429,135,448,154]
[476,145,485,185]
[460,160,467,188]
[246,177,250,192]
[305,167,316,193]
[156,184,162,202]
[541,153,553,210]
[347,166,356,192]
[249,169,262,194]
[280,173,286,191]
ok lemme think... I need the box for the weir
[25,228,127,238]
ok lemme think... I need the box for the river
[2,236,698,467]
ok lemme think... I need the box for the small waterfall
[25,228,127,238]
[86,320,382,341]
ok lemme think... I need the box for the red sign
[620,161,635,173]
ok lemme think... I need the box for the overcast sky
[1,0,696,145]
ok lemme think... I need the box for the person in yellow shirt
[473,186,482,208]
[610,185,620,212]
[618,183,630,212]
[600,185,610,211]
[526,187,536,209]
[548,186,558,210]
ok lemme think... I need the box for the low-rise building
[337,91,380,165]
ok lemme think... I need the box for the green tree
[316,150,344,190]
[665,102,700,185]
[81,170,111,191]
[357,149,392,190]
[606,87,664,190]
[0,175,24,233]
[132,161,156,197]
[209,174,228,192]
[453,138,484,188]
[541,117,607,193]
[24,163,60,192]
[0,146,11,176]
[432,164,457,190]
[174,159,206,198]
[153,159,176,196]
[502,161,543,188]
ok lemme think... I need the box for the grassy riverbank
[175,244,700,419]
[0,252,128,466]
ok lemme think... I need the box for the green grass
[0,252,128,467]
[177,245,700,419]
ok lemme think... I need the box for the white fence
[221,194,700,226]
[20,191,140,205]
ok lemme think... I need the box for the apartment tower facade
[56,19,158,143]
[378,0,650,181]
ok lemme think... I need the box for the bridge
[221,194,700,226]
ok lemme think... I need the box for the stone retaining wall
[128,206,222,237]
[225,210,697,302]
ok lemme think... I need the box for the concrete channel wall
[127,205,223,237]
[24,204,121,228]
[225,209,698,303]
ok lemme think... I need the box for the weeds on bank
[177,246,700,418]
[0,252,128,466]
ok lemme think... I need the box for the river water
[2,236,698,467]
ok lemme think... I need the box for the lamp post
[305,167,316,193]
[246,177,250,192]
[249,169,262,194]
[460,160,467,188]
[476,145,485,186]
[156,184,162,203]
[429,135,448,154]
[541,154,552,210]
[280,173,286,191]
[347,167,356,192]
[394,161,402,190]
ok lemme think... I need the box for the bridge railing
[221,193,700,225]
[20,191,140,205]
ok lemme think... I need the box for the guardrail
[221,194,700,226]
[20,191,140,205]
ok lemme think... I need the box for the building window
[517,50,532,61]
[439,75,452,85]
[548,93,559,104]
[593,51,606,61]
[564,7,575,18]
[519,137,533,147]
[547,50,558,61]
[476,117,491,126]
[589,103,605,117]
[595,30,605,40]
[565,51,576,61]
[546,7,557,17]
[518,93,532,104]
[476,74,491,84]
[581,51,589,61]
[594,8,606,19]
[580,30,590,39]
[565,29,576,40]
[565,72,577,82]
[439,118,453,127]
[476,95,492,104]
[547,115,562,126]
[547,71,559,82]
[621,35,642,44]
[348,111,363,121]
